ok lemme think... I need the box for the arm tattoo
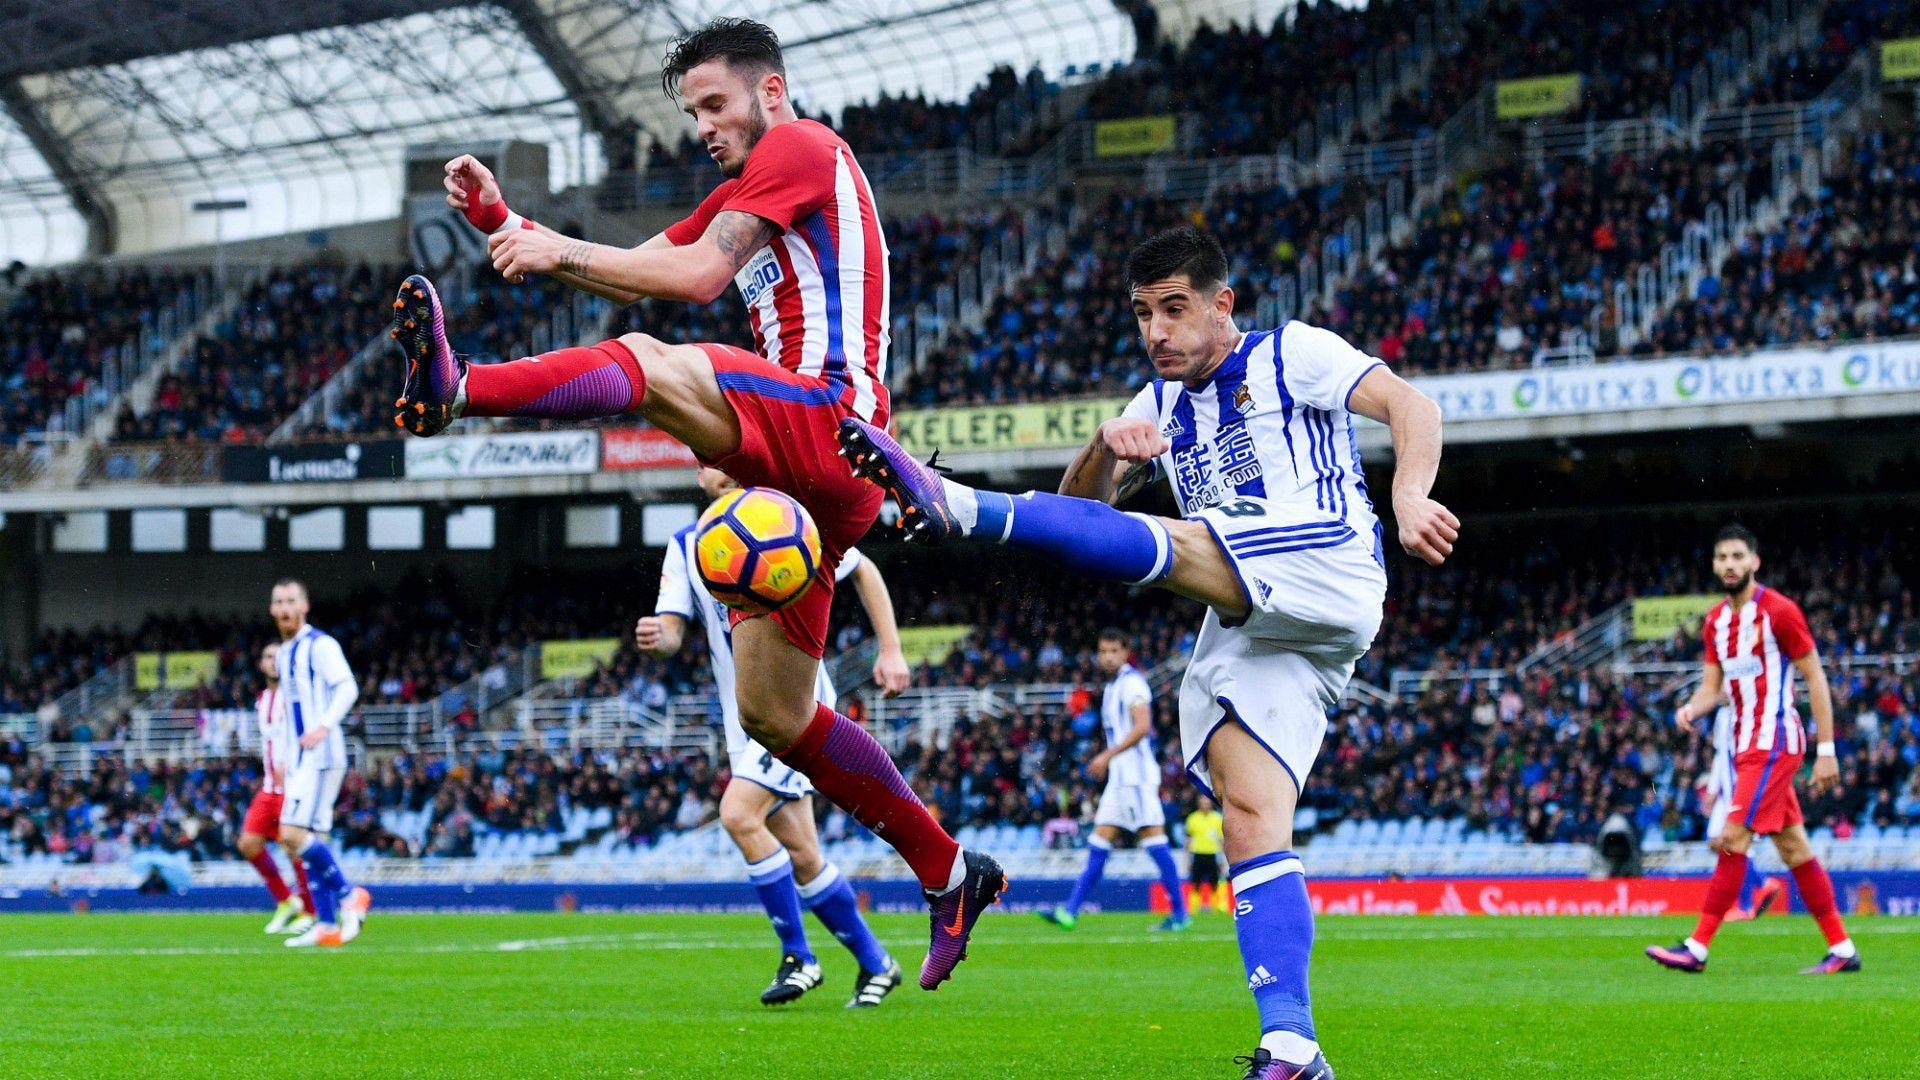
[1114,461,1156,504]
[708,210,778,271]
[558,241,594,278]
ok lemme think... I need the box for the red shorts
[1730,747,1803,835]
[696,344,885,659]
[243,789,285,839]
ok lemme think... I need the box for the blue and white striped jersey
[1100,662,1156,786]
[1122,321,1386,564]
[276,623,356,770]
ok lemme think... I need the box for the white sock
[939,477,978,534]
[934,848,967,894]
[1830,938,1857,959]
[1259,1031,1320,1066]
[1683,937,1708,961]
[452,370,469,417]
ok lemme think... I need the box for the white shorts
[280,761,346,833]
[1094,782,1166,832]
[729,743,814,802]
[1179,498,1386,798]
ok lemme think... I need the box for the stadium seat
[1376,820,1404,846]
[1354,820,1381,846]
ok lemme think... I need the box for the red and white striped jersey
[255,686,287,795]
[665,119,891,423]
[1701,585,1815,755]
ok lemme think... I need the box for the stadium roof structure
[3,0,1320,267]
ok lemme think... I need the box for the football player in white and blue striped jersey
[840,226,1457,1080]
[636,467,907,1008]
[269,579,372,949]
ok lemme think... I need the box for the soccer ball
[694,487,823,615]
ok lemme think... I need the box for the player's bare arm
[489,210,772,302]
[1675,663,1725,726]
[847,559,910,697]
[1347,365,1457,566]
[1060,418,1165,503]
[1794,650,1840,790]
[635,614,689,658]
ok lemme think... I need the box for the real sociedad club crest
[1234,384,1254,411]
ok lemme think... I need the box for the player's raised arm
[846,557,910,697]
[489,211,764,303]
[1348,365,1457,566]
[1061,399,1166,503]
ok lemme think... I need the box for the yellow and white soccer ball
[693,487,823,615]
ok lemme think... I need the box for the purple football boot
[1800,951,1862,975]
[918,849,1006,990]
[837,417,963,544]
[1645,942,1707,972]
[390,274,466,437]
[1236,1049,1335,1079]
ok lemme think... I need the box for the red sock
[291,855,316,916]
[776,704,962,890]
[248,850,292,904]
[464,340,646,419]
[1791,858,1850,947]
[1690,849,1748,947]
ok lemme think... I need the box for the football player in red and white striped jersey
[241,641,315,935]
[1647,525,1859,974]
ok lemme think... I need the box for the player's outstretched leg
[839,418,1174,583]
[390,275,651,436]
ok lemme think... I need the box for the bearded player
[637,467,907,1008]
[391,18,999,987]
[1647,525,1859,975]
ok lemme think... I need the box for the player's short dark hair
[1127,225,1229,294]
[661,18,785,98]
[1715,524,1759,554]
[272,577,307,599]
[1097,626,1128,646]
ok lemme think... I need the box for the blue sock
[1231,851,1319,1063]
[746,849,814,963]
[1738,855,1760,910]
[959,487,1173,585]
[798,863,892,973]
[1145,838,1189,920]
[1063,835,1112,916]
[300,839,349,926]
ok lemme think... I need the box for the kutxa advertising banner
[1419,340,1920,424]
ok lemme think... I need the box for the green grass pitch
[1,911,1913,1078]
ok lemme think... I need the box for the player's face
[1130,276,1237,384]
[258,643,279,683]
[678,60,775,179]
[697,467,739,501]
[1712,540,1758,595]
[1097,639,1128,674]
[269,584,308,637]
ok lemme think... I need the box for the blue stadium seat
[1377,819,1404,846]
[1354,820,1381,846]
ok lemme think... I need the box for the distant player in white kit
[841,226,1455,1079]
[270,579,372,948]
[1697,703,1781,920]
[242,640,315,935]
[1040,628,1190,931]
[635,467,908,1008]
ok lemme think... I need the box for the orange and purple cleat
[1645,941,1707,972]
[837,417,961,544]
[390,274,466,437]
[918,849,1006,990]
[1800,951,1861,975]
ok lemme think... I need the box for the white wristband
[496,210,526,234]
[1816,741,1836,758]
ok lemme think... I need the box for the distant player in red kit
[1647,525,1860,975]
[388,18,1000,987]
[243,641,315,935]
